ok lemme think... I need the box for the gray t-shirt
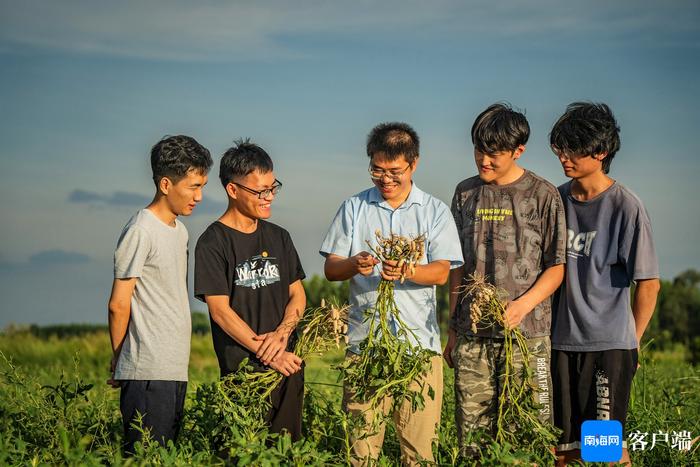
[552,181,659,351]
[113,209,191,381]
[451,170,567,338]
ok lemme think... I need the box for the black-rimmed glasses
[233,179,283,199]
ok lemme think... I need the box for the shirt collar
[368,183,425,209]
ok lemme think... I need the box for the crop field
[1,330,698,465]
[0,331,700,466]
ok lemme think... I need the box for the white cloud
[0,0,454,61]
[1,0,697,61]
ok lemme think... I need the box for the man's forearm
[503,264,564,328]
[107,278,137,359]
[515,264,564,311]
[324,256,356,281]
[409,260,450,286]
[108,306,130,356]
[448,267,465,324]
[278,282,305,336]
[443,267,465,367]
[208,303,262,354]
[633,278,660,344]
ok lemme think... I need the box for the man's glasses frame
[553,150,592,162]
[233,179,283,199]
[368,163,412,181]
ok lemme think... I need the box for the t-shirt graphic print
[235,252,281,289]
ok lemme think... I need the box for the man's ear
[512,144,526,160]
[225,182,238,200]
[594,152,608,161]
[158,177,172,195]
[410,156,420,172]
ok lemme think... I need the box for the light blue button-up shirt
[319,184,464,354]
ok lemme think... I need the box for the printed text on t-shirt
[566,229,597,258]
[475,208,513,222]
[235,254,281,289]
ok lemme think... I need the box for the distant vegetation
[644,269,700,364]
[4,269,699,364]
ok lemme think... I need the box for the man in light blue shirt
[320,122,463,465]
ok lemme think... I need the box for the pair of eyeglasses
[553,150,587,162]
[233,179,283,199]
[368,164,411,181]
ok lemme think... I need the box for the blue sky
[1,0,699,326]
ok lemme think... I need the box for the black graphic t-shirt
[194,220,305,375]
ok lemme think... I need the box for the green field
[1,330,698,465]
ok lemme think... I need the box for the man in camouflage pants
[450,334,553,447]
[443,104,566,458]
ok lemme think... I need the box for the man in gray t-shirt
[108,135,212,453]
[549,103,660,465]
[113,209,191,381]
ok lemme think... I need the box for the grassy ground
[1,331,698,465]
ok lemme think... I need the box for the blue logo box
[581,420,623,462]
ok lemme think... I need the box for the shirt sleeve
[284,230,306,283]
[194,230,231,302]
[541,188,567,268]
[428,200,464,268]
[451,186,462,233]
[319,199,354,258]
[621,205,659,281]
[114,224,151,279]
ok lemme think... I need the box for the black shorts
[552,348,638,451]
[120,380,188,454]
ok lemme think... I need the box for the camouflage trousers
[451,335,552,456]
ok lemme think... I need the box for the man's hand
[504,299,531,329]
[253,329,290,365]
[268,351,303,377]
[380,259,411,281]
[352,251,379,276]
[325,252,379,281]
[443,329,457,368]
[106,356,120,388]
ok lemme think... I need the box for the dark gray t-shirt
[451,170,567,338]
[552,181,659,351]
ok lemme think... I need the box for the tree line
[5,269,699,364]
[287,269,700,365]
[643,269,700,363]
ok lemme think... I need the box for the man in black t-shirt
[194,140,306,440]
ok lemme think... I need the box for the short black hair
[549,102,620,174]
[150,135,212,185]
[471,103,530,154]
[219,139,274,187]
[366,122,420,164]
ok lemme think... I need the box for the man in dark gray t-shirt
[550,103,660,466]
[445,104,566,458]
[553,181,659,352]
